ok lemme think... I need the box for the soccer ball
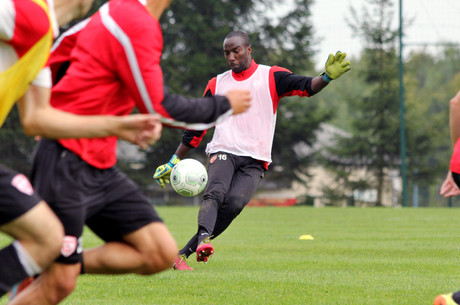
[170,159,208,197]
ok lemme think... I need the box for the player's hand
[153,154,181,188]
[117,114,162,149]
[225,89,251,114]
[323,51,351,81]
[440,171,460,197]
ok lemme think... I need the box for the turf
[1,206,460,304]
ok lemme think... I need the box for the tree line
[1,0,459,206]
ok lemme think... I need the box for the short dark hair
[225,30,251,47]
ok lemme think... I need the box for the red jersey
[450,138,460,173]
[50,0,232,169]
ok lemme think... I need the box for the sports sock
[452,291,460,303]
[197,230,210,246]
[197,199,218,242]
[0,243,36,296]
[179,234,198,258]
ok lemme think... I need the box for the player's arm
[440,90,460,197]
[449,90,460,146]
[158,88,250,127]
[153,85,213,188]
[273,51,351,99]
[53,0,94,28]
[18,80,162,149]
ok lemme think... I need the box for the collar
[232,60,258,81]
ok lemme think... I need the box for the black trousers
[180,152,265,255]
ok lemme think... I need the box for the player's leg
[84,222,177,274]
[11,139,88,304]
[211,156,264,239]
[196,152,237,245]
[83,168,177,275]
[178,234,199,258]
[172,234,198,270]
[8,262,81,305]
[0,165,63,297]
[193,153,240,263]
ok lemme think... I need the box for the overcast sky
[275,0,460,70]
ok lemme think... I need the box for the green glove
[322,51,351,82]
[153,154,180,189]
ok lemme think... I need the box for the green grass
[1,207,460,304]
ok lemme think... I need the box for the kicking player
[8,0,251,304]
[435,90,460,305]
[154,30,351,270]
[0,0,164,299]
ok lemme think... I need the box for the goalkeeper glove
[321,51,351,82]
[153,154,180,189]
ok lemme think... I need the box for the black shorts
[31,139,162,264]
[205,152,265,208]
[453,172,460,188]
[0,165,42,225]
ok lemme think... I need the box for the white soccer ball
[170,159,208,197]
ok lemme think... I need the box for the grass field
[1,206,460,305]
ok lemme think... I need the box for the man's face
[223,36,252,73]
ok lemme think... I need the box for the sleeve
[180,78,216,147]
[31,67,52,88]
[116,17,232,131]
[269,66,315,102]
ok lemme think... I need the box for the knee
[42,269,78,304]
[139,226,178,275]
[203,189,226,205]
[49,277,77,303]
[141,243,177,274]
[21,203,65,268]
[224,194,245,217]
[156,241,178,272]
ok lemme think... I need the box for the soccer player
[8,0,252,304]
[440,90,460,198]
[0,0,163,299]
[154,30,351,270]
[435,90,460,305]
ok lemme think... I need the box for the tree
[320,0,460,207]
[160,0,316,97]
[403,47,460,206]
[321,0,402,206]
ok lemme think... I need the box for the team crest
[61,236,78,257]
[11,174,34,196]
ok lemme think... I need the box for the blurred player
[435,90,460,305]
[0,0,164,299]
[8,0,251,304]
[154,30,351,270]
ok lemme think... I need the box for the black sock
[0,244,30,297]
[197,230,210,246]
[452,291,460,303]
[179,235,199,258]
